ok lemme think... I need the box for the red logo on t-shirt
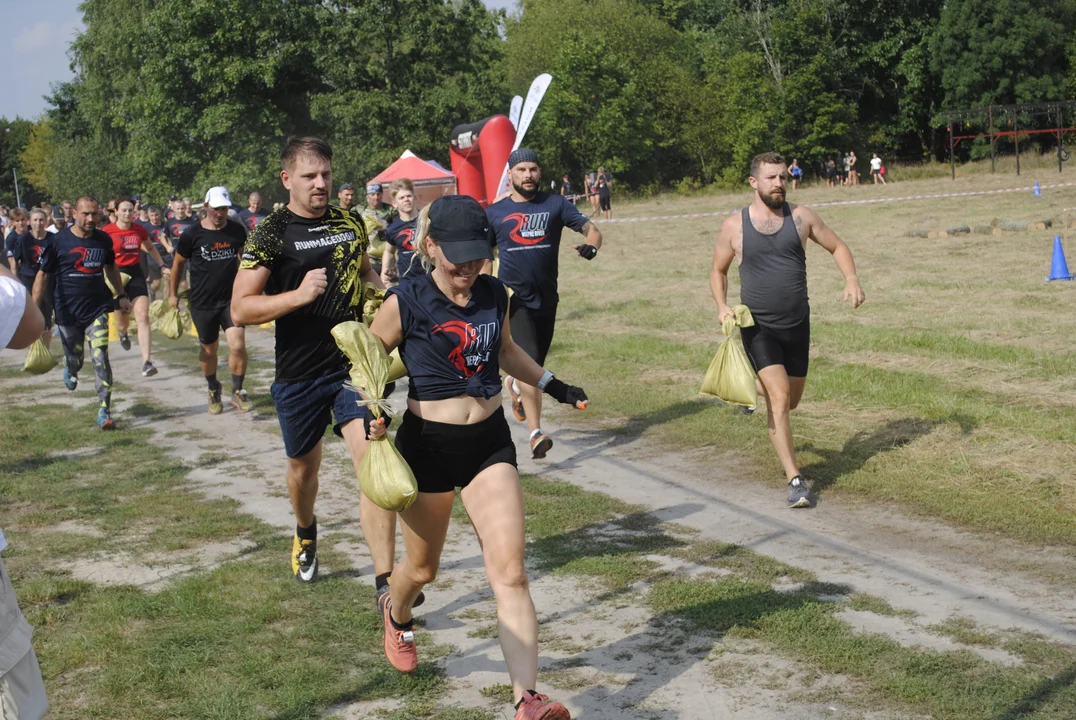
[501,212,550,246]
[398,227,415,251]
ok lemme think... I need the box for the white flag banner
[496,73,553,198]
[509,95,523,130]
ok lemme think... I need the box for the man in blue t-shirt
[381,178,426,286]
[485,148,603,458]
[238,191,268,232]
[33,196,132,430]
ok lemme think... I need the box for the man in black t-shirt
[232,137,416,604]
[33,196,132,430]
[170,186,251,415]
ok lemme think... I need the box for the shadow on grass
[569,581,850,717]
[800,413,977,495]
[991,664,1076,719]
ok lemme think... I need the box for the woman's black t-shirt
[388,273,508,401]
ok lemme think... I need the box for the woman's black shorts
[395,406,517,494]
[740,314,810,378]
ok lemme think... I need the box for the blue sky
[0,0,519,121]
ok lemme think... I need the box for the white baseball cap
[204,186,232,209]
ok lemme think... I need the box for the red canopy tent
[369,150,456,207]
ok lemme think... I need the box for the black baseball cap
[339,183,353,191]
[427,195,494,265]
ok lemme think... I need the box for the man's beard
[512,180,538,199]
[760,190,785,210]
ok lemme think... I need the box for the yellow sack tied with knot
[24,339,58,374]
[332,321,418,512]
[699,304,757,408]
[148,299,191,340]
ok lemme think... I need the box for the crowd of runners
[2,139,863,720]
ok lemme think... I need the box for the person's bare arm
[105,265,132,313]
[32,269,49,308]
[5,265,45,348]
[380,245,396,285]
[573,220,603,254]
[231,265,326,325]
[168,255,187,308]
[141,236,164,266]
[368,292,404,355]
[800,207,865,308]
[359,252,383,290]
[710,214,739,322]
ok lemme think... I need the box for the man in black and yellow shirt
[233,137,413,601]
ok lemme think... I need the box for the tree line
[3,0,1076,208]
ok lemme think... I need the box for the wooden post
[1014,108,1020,176]
[989,105,995,174]
[948,113,955,180]
[1058,103,1064,174]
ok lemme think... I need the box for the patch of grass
[671,540,813,584]
[846,593,913,618]
[0,399,462,718]
[648,577,1076,718]
[479,683,514,704]
[467,623,499,640]
[930,616,1001,647]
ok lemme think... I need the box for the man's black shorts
[740,314,810,378]
[599,193,611,212]
[508,296,556,366]
[123,265,150,299]
[190,305,236,346]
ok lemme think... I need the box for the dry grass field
[553,168,1076,545]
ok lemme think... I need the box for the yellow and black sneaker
[291,534,318,583]
[208,387,223,415]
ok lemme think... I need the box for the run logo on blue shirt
[486,192,588,311]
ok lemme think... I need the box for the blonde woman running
[368,195,587,719]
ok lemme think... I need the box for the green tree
[930,0,1071,109]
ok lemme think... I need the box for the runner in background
[104,197,165,377]
[381,178,425,287]
[170,186,251,415]
[5,209,27,273]
[362,182,397,280]
[34,196,133,429]
[239,191,268,231]
[14,209,54,349]
[487,149,603,458]
[710,152,865,508]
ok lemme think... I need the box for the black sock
[389,614,413,632]
[232,374,244,393]
[376,572,391,592]
[205,374,220,391]
[296,516,317,541]
[515,691,538,710]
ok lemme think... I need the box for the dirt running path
[4,329,1075,719]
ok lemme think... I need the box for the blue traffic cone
[1047,235,1074,281]
[1033,180,1042,197]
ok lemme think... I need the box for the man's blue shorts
[270,368,396,459]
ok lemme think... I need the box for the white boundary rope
[601,181,1076,225]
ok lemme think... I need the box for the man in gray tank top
[710,152,865,508]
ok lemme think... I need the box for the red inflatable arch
[449,115,516,207]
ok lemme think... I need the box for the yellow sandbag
[355,281,384,325]
[388,348,407,382]
[149,299,186,339]
[104,272,132,298]
[23,339,58,374]
[332,321,417,511]
[700,305,758,408]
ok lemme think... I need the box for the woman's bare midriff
[407,394,501,425]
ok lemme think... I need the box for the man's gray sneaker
[119,332,132,351]
[787,475,812,508]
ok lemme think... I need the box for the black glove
[576,244,598,260]
[363,414,392,439]
[544,378,589,409]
